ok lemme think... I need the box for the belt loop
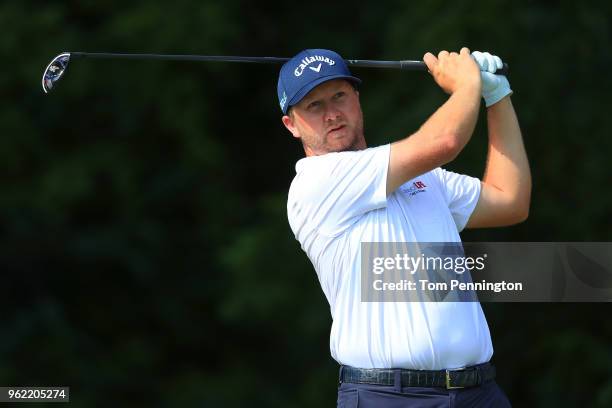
[394,369,402,392]
[338,365,344,386]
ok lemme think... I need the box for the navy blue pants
[337,380,511,407]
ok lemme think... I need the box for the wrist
[457,81,482,102]
[456,76,482,97]
[486,92,513,108]
[482,75,512,107]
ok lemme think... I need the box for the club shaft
[69,52,509,75]
[70,52,291,65]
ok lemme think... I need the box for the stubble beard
[333,115,365,153]
[305,116,366,155]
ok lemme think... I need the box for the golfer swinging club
[279,47,530,407]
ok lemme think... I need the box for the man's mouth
[327,125,346,135]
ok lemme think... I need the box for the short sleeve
[288,144,390,237]
[432,168,482,232]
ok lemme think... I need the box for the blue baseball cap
[277,49,361,114]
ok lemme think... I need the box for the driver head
[42,53,71,93]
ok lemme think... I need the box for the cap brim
[286,74,362,112]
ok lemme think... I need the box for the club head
[42,52,71,93]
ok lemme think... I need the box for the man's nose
[324,105,341,121]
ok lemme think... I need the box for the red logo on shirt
[400,180,427,196]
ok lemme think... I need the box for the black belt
[339,362,496,389]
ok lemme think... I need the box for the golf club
[41,51,510,94]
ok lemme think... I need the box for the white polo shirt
[287,144,493,370]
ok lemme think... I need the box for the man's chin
[327,136,364,153]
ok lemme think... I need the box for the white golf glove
[471,51,512,107]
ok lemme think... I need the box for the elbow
[516,184,532,223]
[498,207,528,227]
[515,206,529,224]
[507,179,532,225]
[440,132,463,163]
[511,199,531,225]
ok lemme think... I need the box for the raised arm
[387,47,482,195]
[466,52,531,228]
[466,97,531,227]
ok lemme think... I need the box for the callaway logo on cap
[294,55,336,76]
[277,49,361,114]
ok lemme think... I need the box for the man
[279,48,530,407]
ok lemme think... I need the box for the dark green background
[2,1,611,406]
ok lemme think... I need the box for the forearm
[483,97,531,212]
[418,83,482,155]
[387,84,481,193]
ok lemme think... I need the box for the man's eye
[308,101,321,109]
[334,92,346,99]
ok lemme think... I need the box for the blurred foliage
[1,0,611,406]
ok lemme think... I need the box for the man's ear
[282,114,300,140]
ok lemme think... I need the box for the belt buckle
[445,369,465,389]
